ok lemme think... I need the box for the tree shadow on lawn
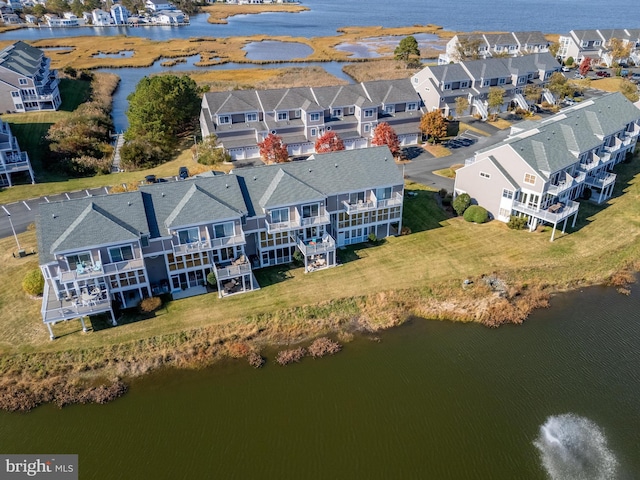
[254,264,295,289]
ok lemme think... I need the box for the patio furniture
[76,264,86,275]
[93,261,102,272]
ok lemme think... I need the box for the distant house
[24,13,36,23]
[153,9,184,24]
[412,53,560,119]
[91,8,114,25]
[0,41,61,113]
[110,4,129,24]
[200,79,422,161]
[454,93,640,240]
[1,12,20,23]
[558,28,640,67]
[145,0,174,11]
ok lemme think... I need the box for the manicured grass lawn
[487,118,512,130]
[2,153,639,355]
[422,143,451,157]
[433,164,463,179]
[458,122,490,137]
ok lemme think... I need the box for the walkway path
[111,133,124,173]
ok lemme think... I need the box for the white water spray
[534,414,618,480]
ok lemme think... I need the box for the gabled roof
[204,90,260,115]
[461,57,512,80]
[164,183,243,229]
[258,169,325,210]
[0,41,43,78]
[311,84,375,109]
[257,87,319,112]
[512,31,549,46]
[425,62,470,83]
[362,79,420,105]
[36,191,150,264]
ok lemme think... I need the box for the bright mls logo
[1,455,77,479]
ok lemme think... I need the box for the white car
[562,66,571,72]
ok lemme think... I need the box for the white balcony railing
[585,172,616,188]
[377,191,403,208]
[295,234,336,256]
[172,231,246,256]
[300,207,330,227]
[546,171,586,196]
[266,209,301,233]
[216,262,252,281]
[512,199,580,224]
[59,257,144,283]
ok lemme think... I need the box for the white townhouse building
[0,41,61,113]
[454,93,640,241]
[200,79,423,161]
[557,28,640,66]
[145,0,175,11]
[36,147,404,339]
[91,8,114,25]
[0,116,34,186]
[412,53,561,119]
[110,4,129,24]
[438,31,550,65]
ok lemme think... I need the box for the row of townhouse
[454,92,640,241]
[0,116,34,186]
[200,79,423,161]
[0,41,61,114]
[36,146,404,339]
[557,29,640,67]
[438,31,551,65]
[412,52,561,119]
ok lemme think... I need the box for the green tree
[394,36,421,68]
[549,41,560,58]
[523,84,542,106]
[619,79,640,103]
[453,193,471,216]
[194,135,231,165]
[31,3,46,16]
[487,87,505,120]
[70,0,83,17]
[125,75,200,152]
[46,0,69,15]
[608,38,632,66]
[565,56,574,67]
[454,96,469,118]
[420,110,448,143]
[547,72,570,102]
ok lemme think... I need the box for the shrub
[453,193,471,216]
[276,347,307,366]
[507,215,528,230]
[247,352,265,368]
[308,337,342,358]
[442,193,452,206]
[463,205,489,223]
[400,226,411,235]
[438,188,448,198]
[139,296,162,313]
[22,269,44,296]
[292,249,304,265]
[367,232,378,243]
[566,57,574,66]
[206,270,217,287]
[62,66,77,78]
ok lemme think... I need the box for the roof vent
[308,168,312,172]
[52,213,56,219]
[335,163,338,168]
[253,175,257,180]
[225,183,229,188]
[127,201,131,206]
[161,192,165,197]
[384,157,388,161]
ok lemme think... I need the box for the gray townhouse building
[36,146,404,339]
[558,28,640,66]
[412,53,561,119]
[199,79,423,161]
[454,93,640,241]
[438,31,550,65]
[0,41,61,114]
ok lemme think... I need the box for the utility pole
[7,212,22,256]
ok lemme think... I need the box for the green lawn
[1,153,639,355]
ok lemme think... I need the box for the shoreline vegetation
[1,162,639,411]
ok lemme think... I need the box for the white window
[15,104,22,110]
[407,103,417,111]
[218,115,230,125]
[277,112,288,121]
[332,108,342,118]
[67,252,92,270]
[594,41,601,46]
[498,78,506,85]
[364,124,371,133]
[294,109,301,118]
[310,112,320,121]
[11,91,19,98]
[178,227,200,245]
[377,187,392,200]
[109,245,134,263]
[246,113,257,122]
[499,208,511,217]
[524,173,536,185]
[270,208,289,224]
[502,189,513,199]
[483,80,490,87]
[480,171,491,179]
[310,128,317,137]
[443,84,451,90]
[302,203,319,218]
[364,109,374,118]
[413,77,419,83]
[460,81,469,88]
[213,222,235,239]
[518,77,525,84]
[384,105,394,114]
[348,106,354,114]
[19,78,27,85]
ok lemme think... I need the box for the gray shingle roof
[0,41,44,78]
[462,57,513,81]
[512,31,549,47]
[258,87,319,112]
[204,90,260,115]
[312,84,375,109]
[426,63,470,83]
[362,79,419,105]
[37,191,150,264]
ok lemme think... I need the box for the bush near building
[22,269,44,296]
[463,205,489,223]
[453,193,471,216]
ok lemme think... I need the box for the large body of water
[1,284,640,479]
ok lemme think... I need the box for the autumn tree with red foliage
[258,133,289,163]
[579,57,592,76]
[314,131,345,153]
[371,122,400,156]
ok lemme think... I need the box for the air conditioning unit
[326,126,332,131]
[271,130,277,134]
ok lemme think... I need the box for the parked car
[178,166,189,180]
[144,174,157,184]
[561,66,571,72]
[596,71,611,77]
[573,73,585,79]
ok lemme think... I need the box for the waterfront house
[145,0,175,11]
[438,31,550,65]
[91,8,114,26]
[36,146,404,339]
[453,93,640,240]
[200,79,422,161]
[152,9,185,24]
[0,116,34,186]
[557,28,640,66]
[110,4,129,24]
[412,53,560,119]
[0,41,61,113]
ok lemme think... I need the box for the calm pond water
[1,284,639,479]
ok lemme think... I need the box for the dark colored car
[178,166,189,180]
[595,71,611,77]
[144,174,157,184]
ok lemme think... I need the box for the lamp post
[7,212,21,255]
